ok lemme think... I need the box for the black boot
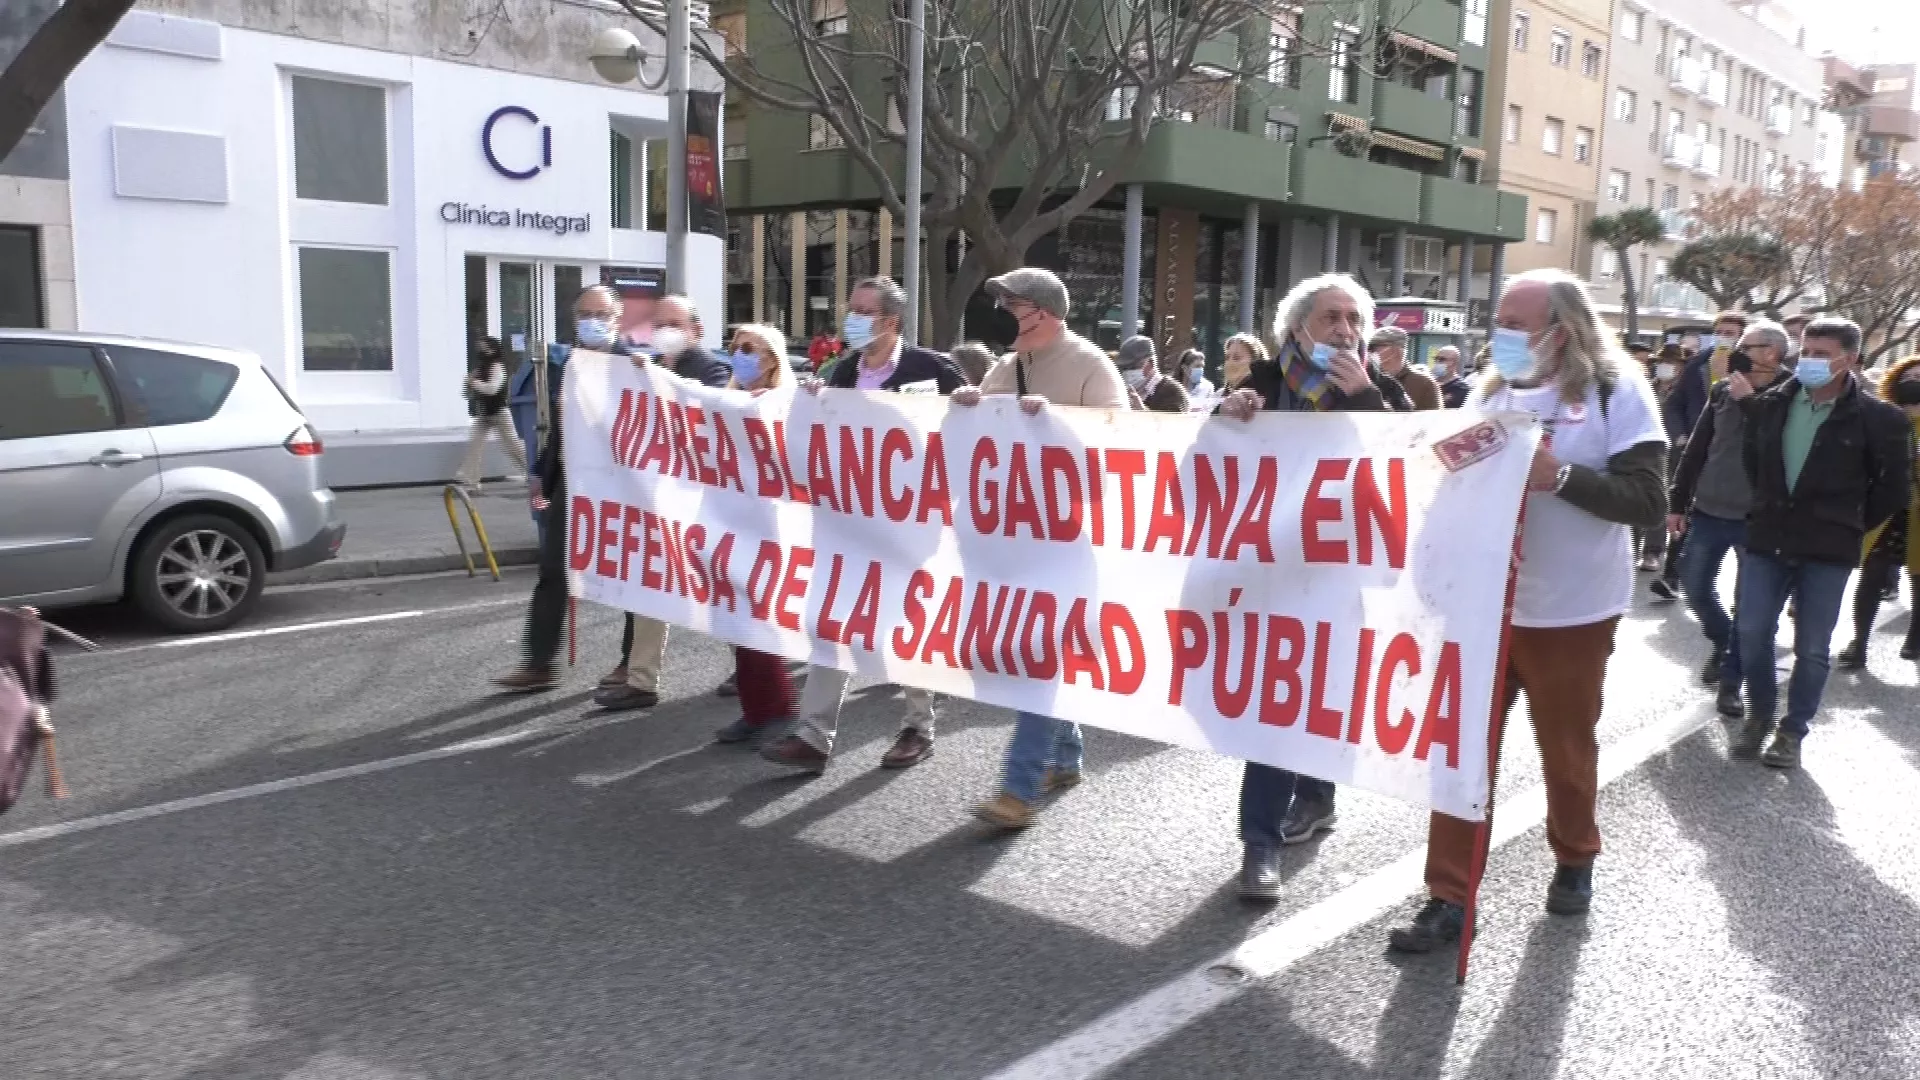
[1388,897,1466,954]
[1836,640,1867,670]
[1546,864,1593,914]
[1239,846,1282,902]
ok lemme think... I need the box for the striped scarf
[1277,337,1334,411]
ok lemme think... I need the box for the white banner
[562,352,1540,821]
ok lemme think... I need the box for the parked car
[0,331,344,632]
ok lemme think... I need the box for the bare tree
[626,0,1404,346]
[0,0,136,162]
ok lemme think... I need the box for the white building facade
[58,5,720,486]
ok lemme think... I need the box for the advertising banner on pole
[685,90,725,239]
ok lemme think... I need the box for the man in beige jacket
[951,268,1128,828]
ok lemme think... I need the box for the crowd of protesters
[484,263,1914,957]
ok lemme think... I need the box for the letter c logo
[483,105,551,180]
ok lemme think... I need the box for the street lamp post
[590,2,690,292]
[901,0,926,345]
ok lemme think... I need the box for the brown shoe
[1041,768,1082,794]
[598,664,629,688]
[493,666,557,692]
[973,792,1036,829]
[879,728,934,769]
[760,734,830,774]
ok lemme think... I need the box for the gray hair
[1738,319,1790,354]
[948,341,995,384]
[1223,332,1269,366]
[1804,315,1863,357]
[852,276,908,320]
[1273,273,1374,346]
[577,284,623,311]
[1481,268,1629,402]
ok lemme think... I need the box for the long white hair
[1479,268,1631,403]
[1271,273,1374,352]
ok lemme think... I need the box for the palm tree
[1587,208,1668,338]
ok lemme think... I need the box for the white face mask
[652,327,689,357]
[1655,362,1677,380]
[1123,368,1148,391]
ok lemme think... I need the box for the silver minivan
[0,331,344,632]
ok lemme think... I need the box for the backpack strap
[1015,353,1029,398]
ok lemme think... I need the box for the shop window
[297,247,394,372]
[290,75,388,205]
[103,346,239,427]
[0,226,43,329]
[0,342,116,441]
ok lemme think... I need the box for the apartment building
[1492,0,1614,278]
[1593,0,1826,331]
[1826,58,1919,189]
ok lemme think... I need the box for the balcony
[1120,124,1290,202]
[1290,146,1421,222]
[1863,106,1920,142]
[1647,280,1711,314]
[1661,132,1699,169]
[1668,55,1706,96]
[1383,0,1462,51]
[1419,174,1500,233]
[1766,104,1790,136]
[1700,70,1729,108]
[1691,142,1722,178]
[1373,80,1457,145]
[1495,191,1529,241]
[1657,208,1694,238]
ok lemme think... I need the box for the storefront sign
[483,105,552,180]
[1377,305,1470,335]
[439,202,591,235]
[1154,208,1198,359]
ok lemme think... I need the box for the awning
[1388,30,1458,64]
[1459,145,1486,161]
[1327,112,1368,134]
[1372,131,1447,160]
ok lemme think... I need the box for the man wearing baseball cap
[1367,325,1441,411]
[952,267,1129,829]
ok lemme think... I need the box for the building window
[1620,7,1642,42]
[811,0,848,36]
[1504,103,1521,144]
[1107,86,1138,121]
[1536,208,1557,245]
[1264,119,1297,143]
[1453,156,1481,184]
[1608,169,1630,202]
[609,130,633,229]
[1596,247,1617,282]
[1511,11,1529,51]
[290,75,388,205]
[1574,125,1593,163]
[1463,0,1487,46]
[296,247,393,372]
[1582,42,1603,79]
[1804,100,1818,127]
[1542,116,1563,154]
[1328,28,1360,104]
[1614,87,1636,122]
[807,113,843,150]
[0,225,43,329]
[1267,12,1300,89]
[1661,184,1678,210]
[1549,29,1571,67]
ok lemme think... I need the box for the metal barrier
[442,485,502,581]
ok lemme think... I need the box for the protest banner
[561,352,1540,822]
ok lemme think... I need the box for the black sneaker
[1277,796,1337,845]
[1731,713,1773,758]
[1388,897,1466,953]
[1836,641,1867,670]
[1546,864,1593,915]
[1715,686,1744,718]
[1761,730,1803,769]
[1239,846,1283,902]
[1699,649,1723,686]
[1649,577,1679,602]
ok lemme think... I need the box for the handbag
[1,607,85,814]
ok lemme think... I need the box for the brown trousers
[1426,617,1619,906]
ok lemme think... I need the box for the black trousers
[1852,548,1919,648]
[523,493,569,671]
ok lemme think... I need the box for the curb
[269,546,540,586]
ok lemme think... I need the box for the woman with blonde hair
[726,323,790,394]
[1222,333,1267,391]
[1837,354,1920,668]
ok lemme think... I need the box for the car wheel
[130,514,266,633]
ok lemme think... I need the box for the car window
[0,341,118,440]
[105,346,240,427]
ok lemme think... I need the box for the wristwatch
[1552,463,1574,492]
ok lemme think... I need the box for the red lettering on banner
[684,524,713,604]
[960,582,1010,673]
[879,429,915,522]
[970,437,999,536]
[1033,447,1082,543]
[815,554,848,643]
[1185,456,1237,559]
[1020,591,1059,681]
[1302,459,1351,564]
[1415,641,1463,769]
[1104,448,1147,549]
[918,432,953,526]
[637,513,663,590]
[1258,615,1306,727]
[1212,610,1256,718]
[1165,609,1207,706]
[1084,449,1106,546]
[839,426,876,518]
[663,518,688,596]
[712,414,744,492]
[743,418,783,497]
[1305,621,1343,738]
[1353,458,1408,570]
[772,421,810,503]
[1002,445,1045,540]
[1345,627,1377,744]
[921,577,963,668]
[568,496,595,572]
[746,540,782,620]
[686,405,718,487]
[1374,632,1422,755]
[998,588,1028,674]
[774,546,814,631]
[1143,452,1187,555]
[635,396,669,474]
[1100,603,1144,695]
[843,560,882,650]
[667,400,696,480]
[1060,597,1104,690]
[804,423,841,513]
[1226,458,1279,564]
[708,532,738,611]
[619,504,643,581]
[610,389,637,466]
[892,569,936,660]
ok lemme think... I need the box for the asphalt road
[5,568,1920,1079]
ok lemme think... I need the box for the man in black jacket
[1218,273,1410,902]
[1664,311,1751,444]
[1733,316,1912,768]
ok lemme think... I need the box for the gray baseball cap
[1368,325,1408,349]
[986,267,1070,319]
[1114,335,1156,371]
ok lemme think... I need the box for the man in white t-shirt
[1389,269,1670,954]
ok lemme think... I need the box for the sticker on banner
[1562,402,1588,424]
[895,379,940,394]
[1433,420,1508,473]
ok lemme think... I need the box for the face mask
[1700,335,1721,352]
[844,314,876,351]
[1123,368,1147,391]
[1186,367,1205,388]
[652,327,689,357]
[1489,327,1536,380]
[1655,363,1677,380]
[1430,363,1448,380]
[576,317,615,348]
[1796,357,1834,389]
[1895,380,1920,406]
[1307,342,1335,370]
[728,349,762,384]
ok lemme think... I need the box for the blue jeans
[1239,766,1335,849]
[1736,551,1853,737]
[1000,712,1084,803]
[1680,512,1747,690]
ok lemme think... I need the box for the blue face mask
[1796,356,1834,389]
[1489,327,1536,380]
[1307,342,1334,370]
[576,317,615,348]
[844,313,876,351]
[728,349,762,384]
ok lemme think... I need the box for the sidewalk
[271,485,542,585]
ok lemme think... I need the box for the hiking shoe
[1278,796,1337,845]
[973,792,1037,830]
[1389,898,1466,954]
[1715,686,1744,718]
[760,734,830,774]
[493,666,557,693]
[1836,641,1867,670]
[1239,846,1283,902]
[1761,730,1803,769]
[1546,864,1593,915]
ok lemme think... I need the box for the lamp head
[590,27,644,83]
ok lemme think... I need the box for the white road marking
[983,704,1720,1080]
[572,743,712,786]
[80,596,531,656]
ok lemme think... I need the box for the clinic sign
[483,105,551,180]
[438,104,591,235]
